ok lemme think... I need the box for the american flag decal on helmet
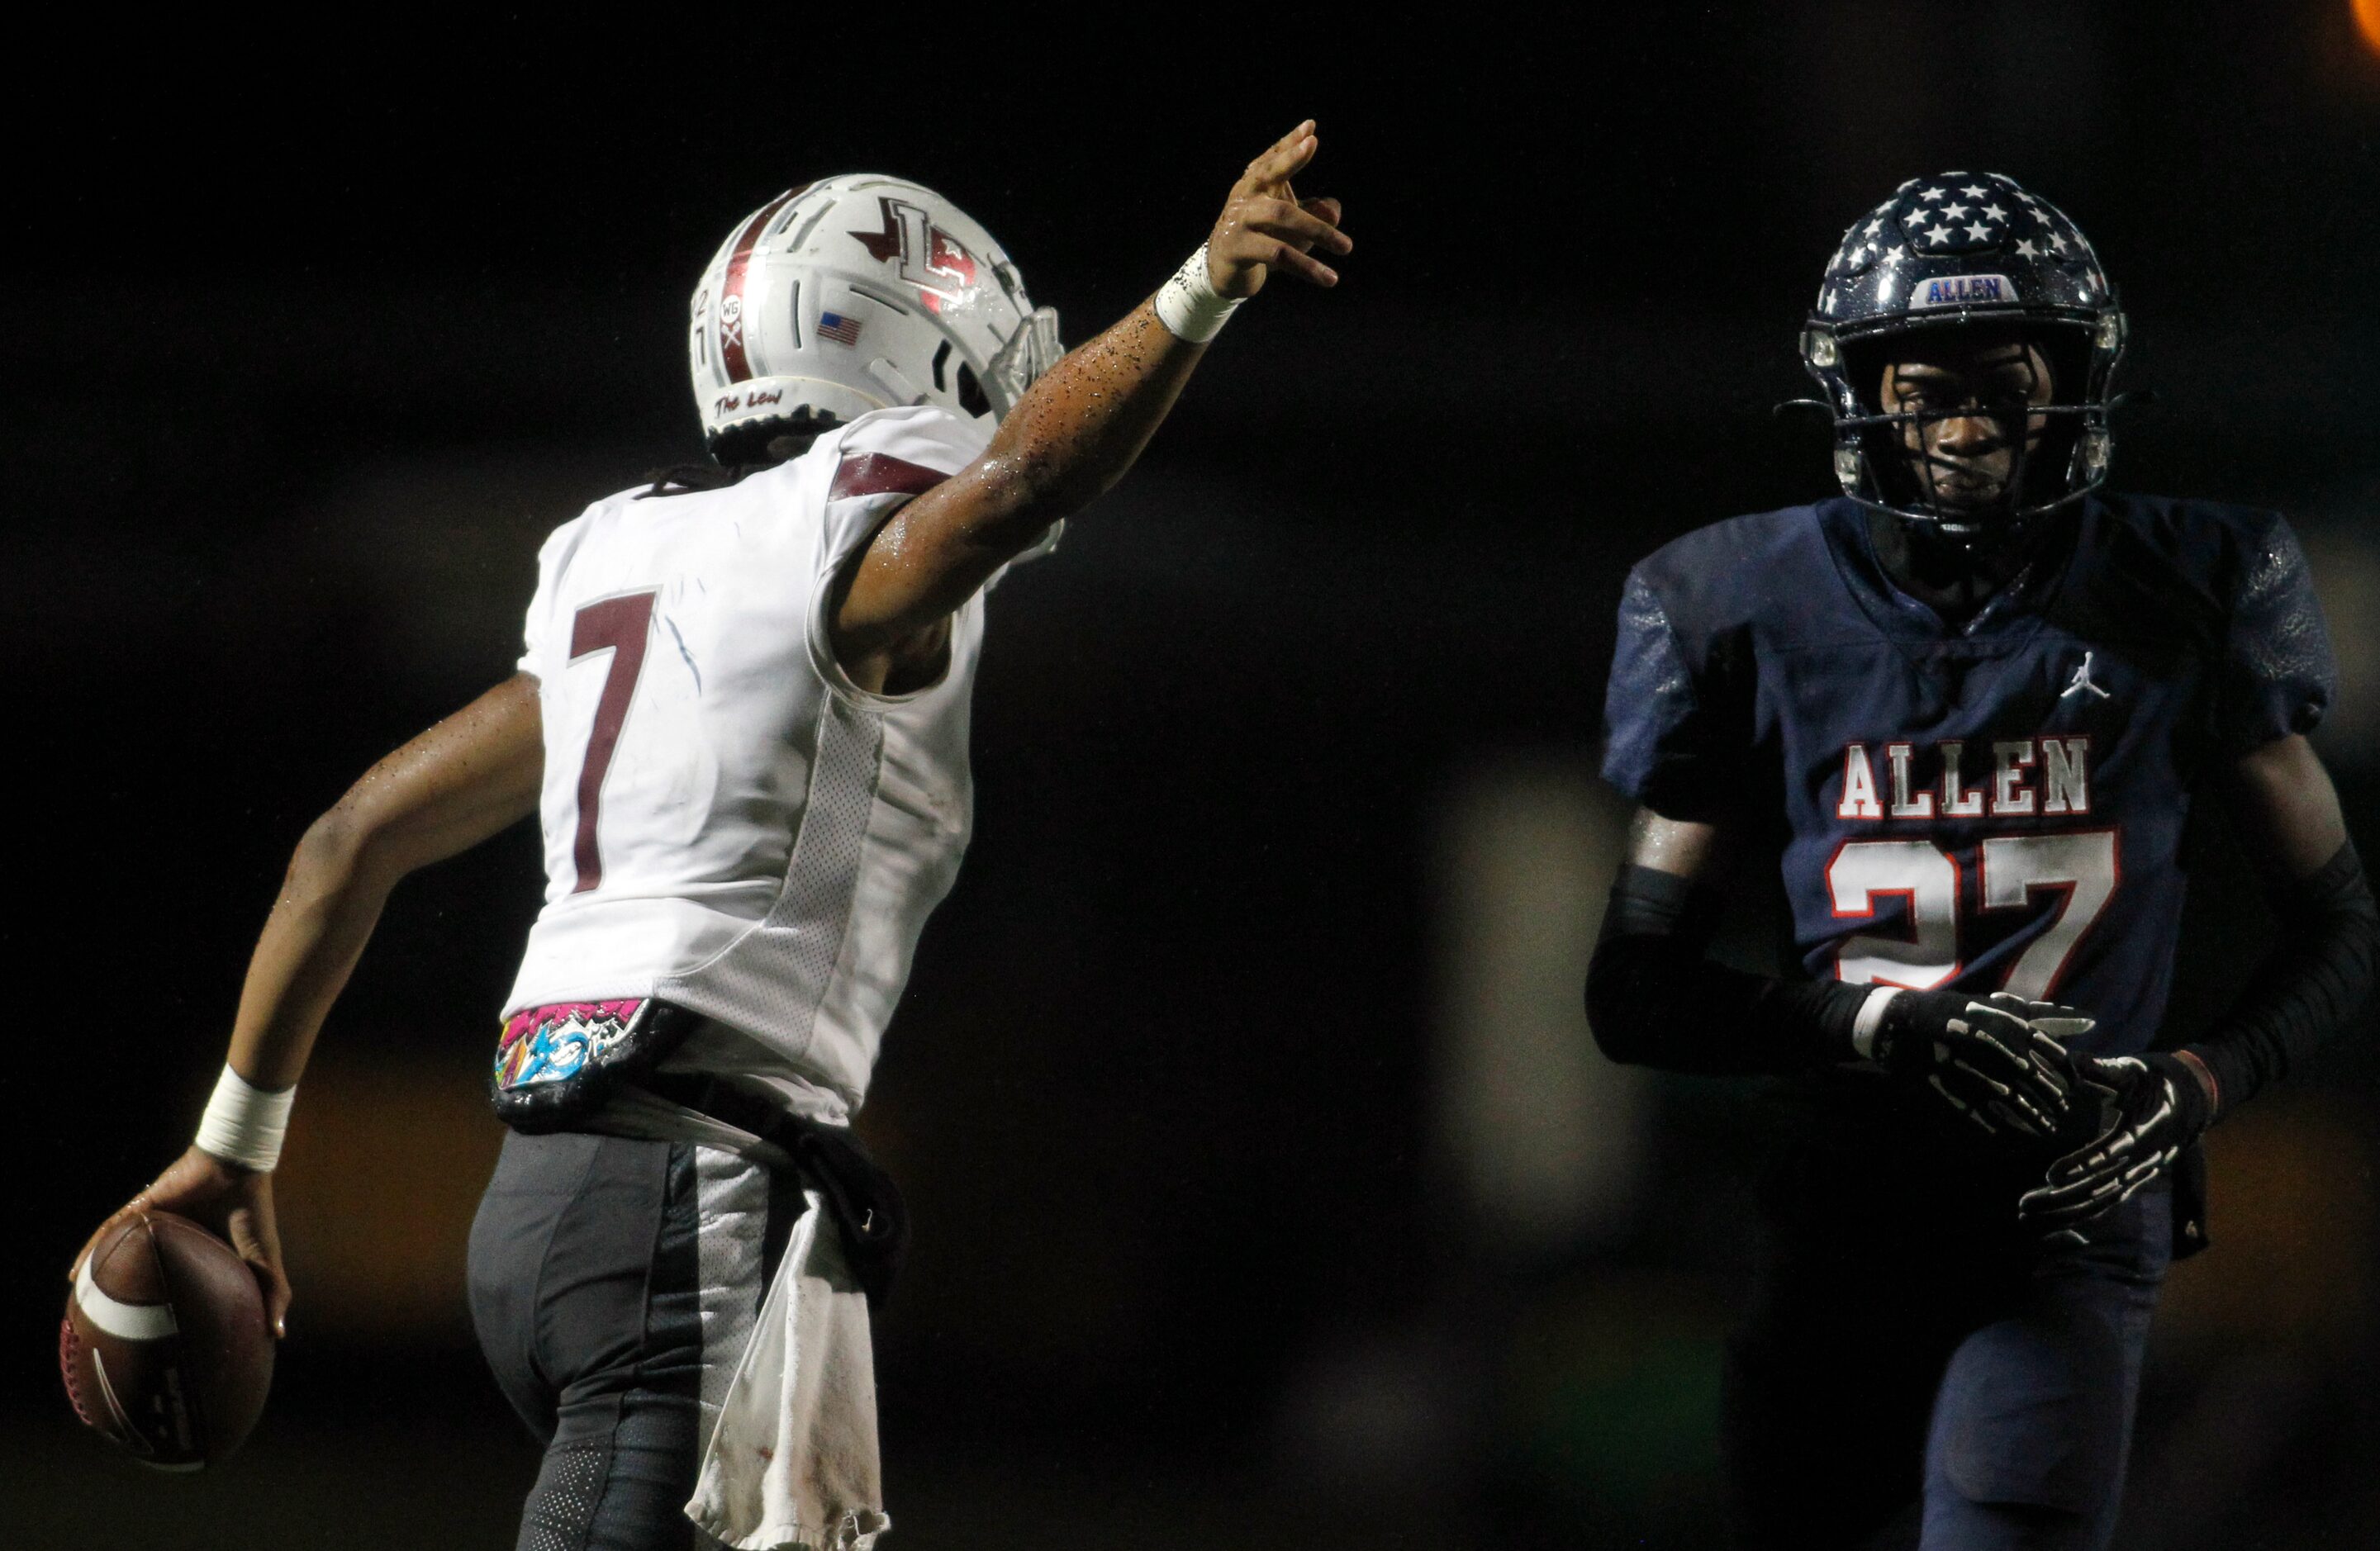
[817,311,863,348]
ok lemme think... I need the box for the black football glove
[1869,989,2078,1140]
[2018,1052,2215,1233]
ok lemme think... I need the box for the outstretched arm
[75,673,544,1331]
[830,121,1351,678]
[226,673,545,1088]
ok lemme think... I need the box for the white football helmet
[688,174,1063,459]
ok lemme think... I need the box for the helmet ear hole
[1838,338,1892,415]
[956,361,990,419]
[932,341,952,394]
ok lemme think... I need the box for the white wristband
[1850,985,1904,1060]
[1153,243,1243,344]
[195,1065,296,1173]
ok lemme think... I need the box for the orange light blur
[2359,0,2380,55]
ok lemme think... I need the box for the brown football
[60,1209,274,1469]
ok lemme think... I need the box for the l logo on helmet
[849,197,979,313]
[1912,273,2013,310]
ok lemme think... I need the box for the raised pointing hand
[1206,121,1351,299]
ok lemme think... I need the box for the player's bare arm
[2225,731,2351,879]
[830,121,1349,688]
[73,673,544,1331]
[1624,808,1731,881]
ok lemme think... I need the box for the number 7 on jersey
[566,591,658,894]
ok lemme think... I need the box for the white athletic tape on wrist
[195,1065,295,1173]
[1153,244,1242,344]
[1851,986,1904,1061]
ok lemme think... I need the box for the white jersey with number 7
[503,403,995,1121]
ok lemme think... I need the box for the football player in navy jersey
[1588,172,2378,1549]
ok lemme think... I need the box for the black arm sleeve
[1584,863,1870,1075]
[2181,837,2380,1117]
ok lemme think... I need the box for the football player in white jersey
[78,122,1348,1549]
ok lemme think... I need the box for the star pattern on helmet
[1893,174,2052,254]
[1817,171,2111,311]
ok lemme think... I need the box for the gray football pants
[467,1130,805,1551]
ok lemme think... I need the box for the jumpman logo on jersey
[2062,652,2111,701]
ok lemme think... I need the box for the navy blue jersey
[1602,494,2334,1055]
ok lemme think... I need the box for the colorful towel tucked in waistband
[494,999,647,1094]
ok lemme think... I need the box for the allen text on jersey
[1834,737,2092,822]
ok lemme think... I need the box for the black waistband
[635,1065,911,1309]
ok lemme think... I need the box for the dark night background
[11,7,2380,1547]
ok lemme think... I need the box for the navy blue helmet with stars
[1801,171,2128,538]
